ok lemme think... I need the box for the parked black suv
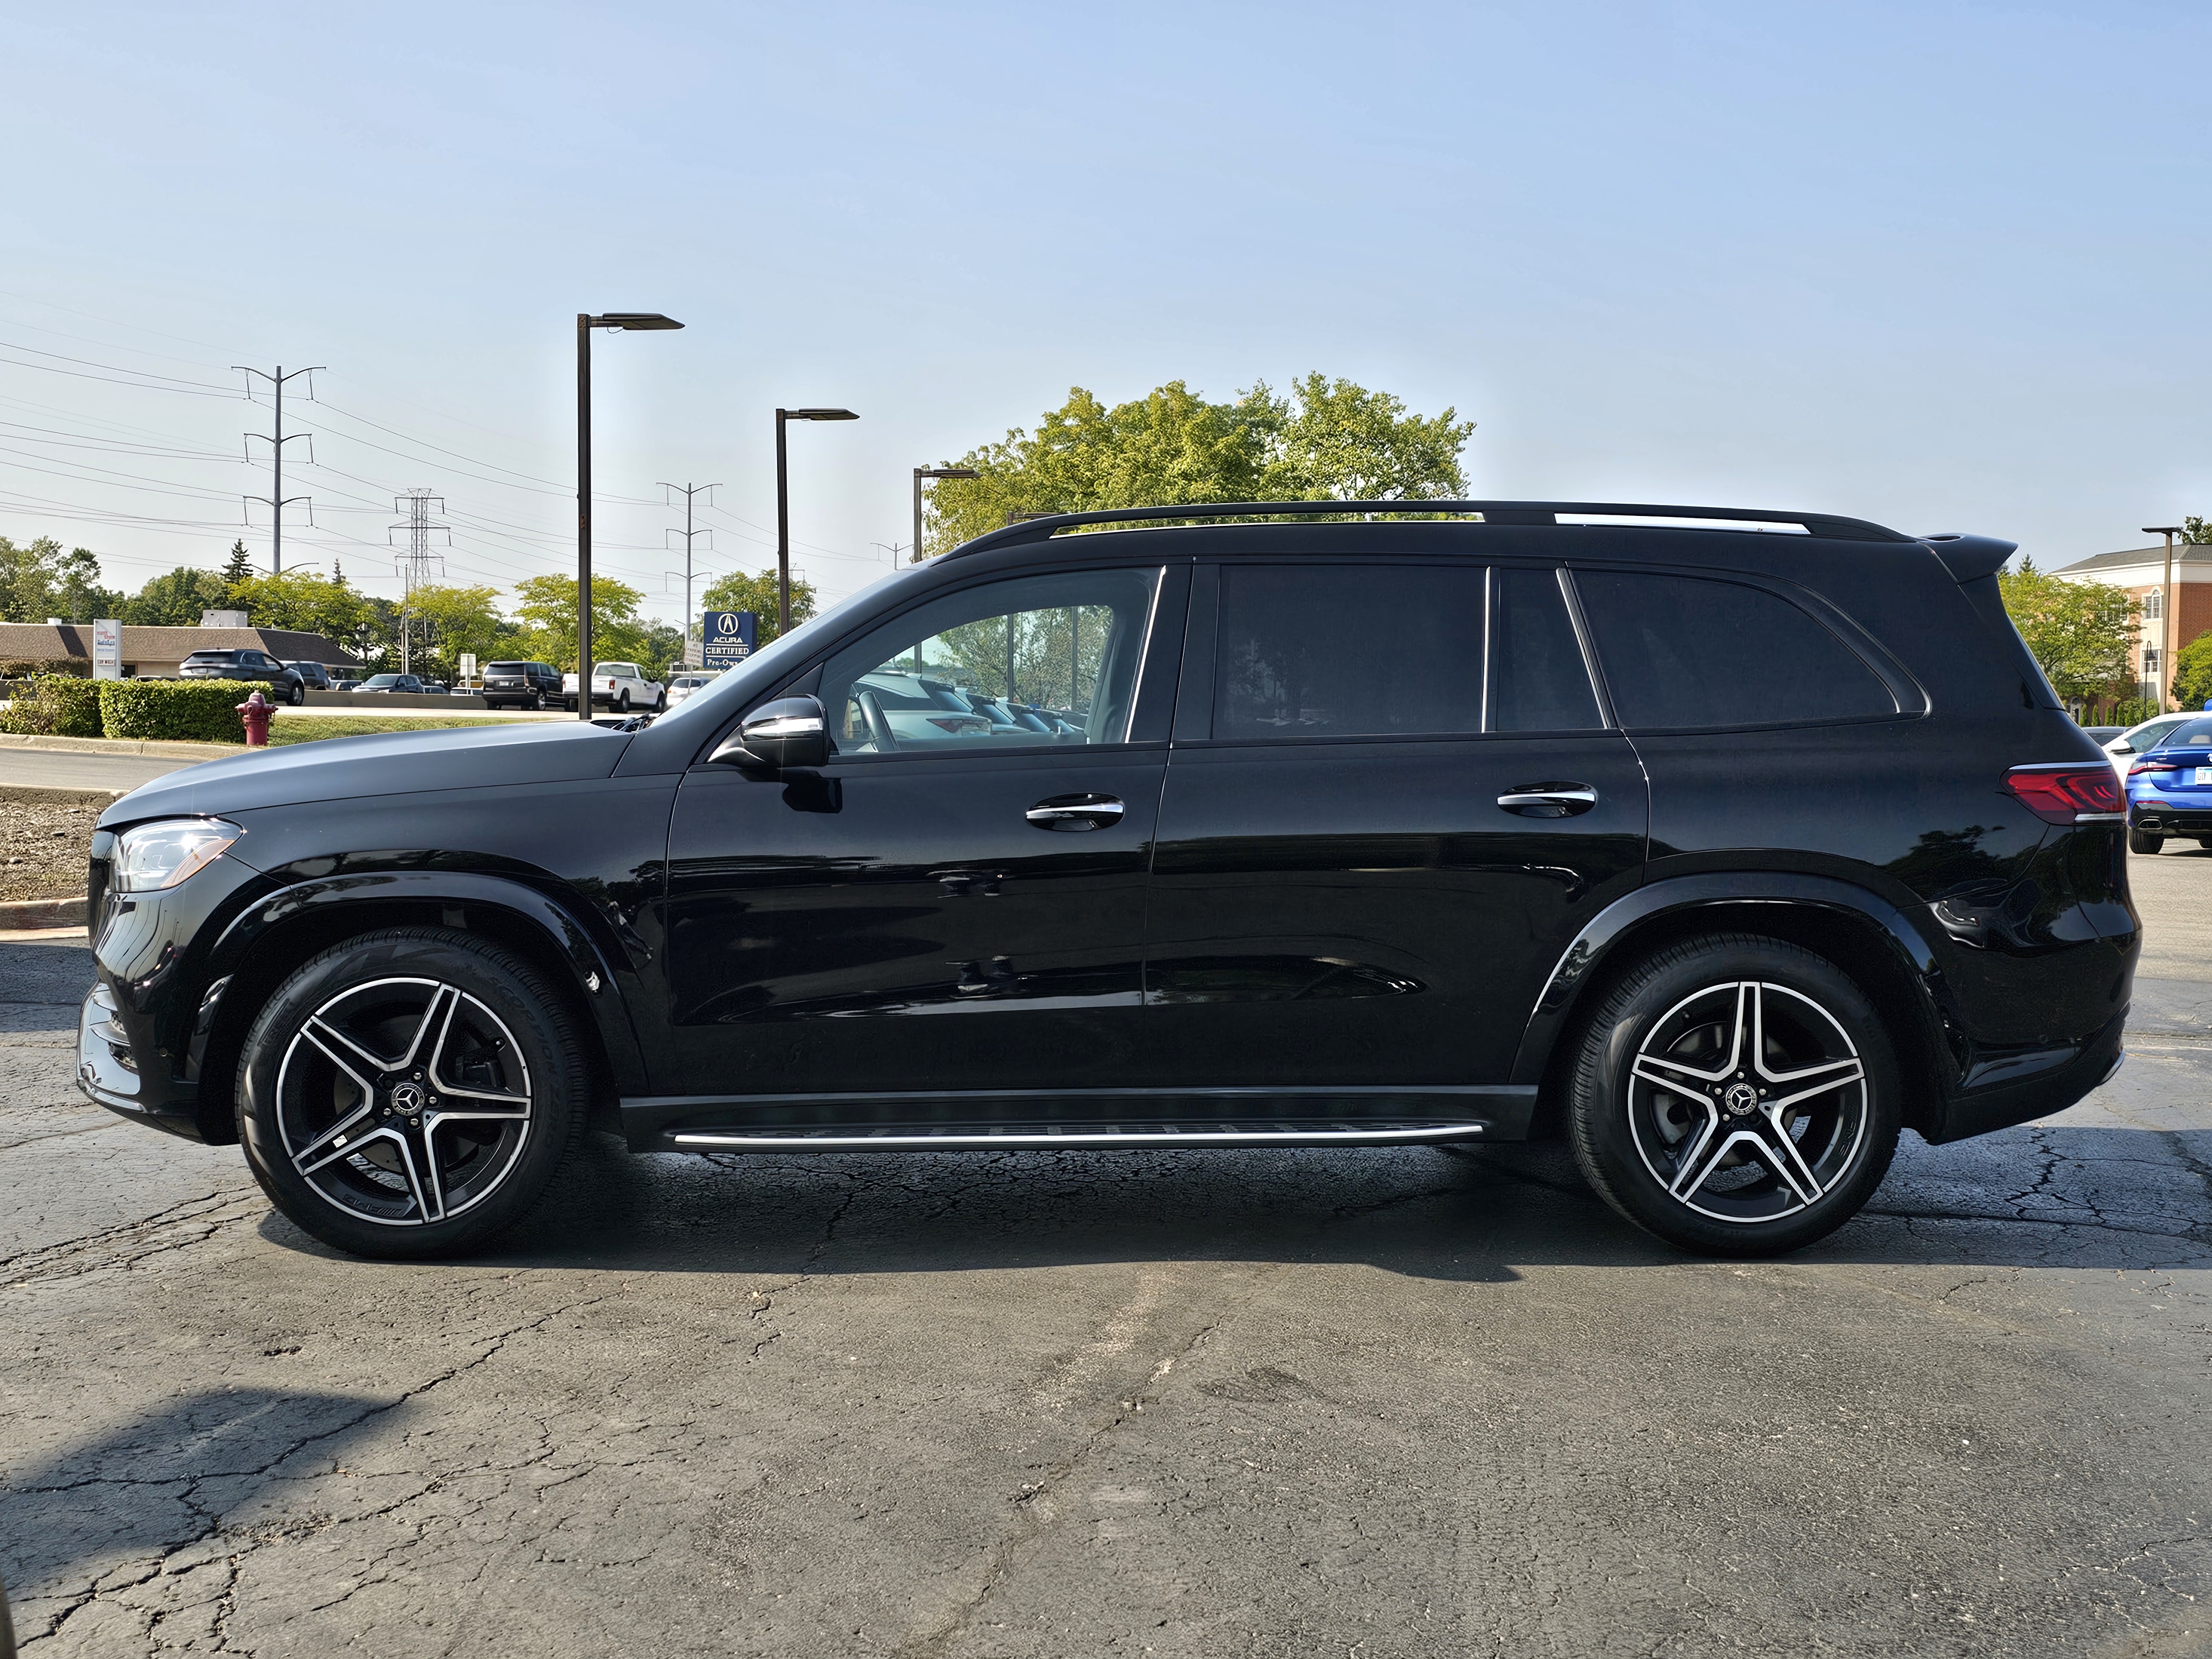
[284,661,338,692]
[77,502,2135,1260]
[176,648,306,705]
[481,660,562,710]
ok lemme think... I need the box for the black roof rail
[942,499,1914,559]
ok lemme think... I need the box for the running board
[667,1120,1493,1151]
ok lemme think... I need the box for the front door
[1140,560,1648,1119]
[656,562,1180,1118]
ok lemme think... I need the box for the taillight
[2128,759,2180,775]
[2005,764,2125,824]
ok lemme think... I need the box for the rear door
[1139,559,1647,1115]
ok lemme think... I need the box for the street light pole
[2146,525,2183,709]
[575,312,682,721]
[912,466,980,567]
[774,407,859,635]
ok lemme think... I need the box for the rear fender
[1512,873,1960,1133]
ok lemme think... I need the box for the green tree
[1997,559,2140,705]
[510,573,651,672]
[0,535,124,622]
[697,568,818,651]
[125,566,232,627]
[2173,629,2212,711]
[2182,518,2210,544]
[404,583,509,681]
[221,539,256,588]
[921,375,1474,556]
[228,570,371,641]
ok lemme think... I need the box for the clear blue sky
[3,1,2207,622]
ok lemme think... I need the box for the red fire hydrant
[236,690,274,747]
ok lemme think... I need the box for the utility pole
[389,490,448,677]
[660,482,718,668]
[235,364,324,573]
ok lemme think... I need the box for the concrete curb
[0,733,252,760]
[0,894,86,929]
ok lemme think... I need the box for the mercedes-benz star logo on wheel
[1723,1082,1760,1117]
[390,1082,426,1116]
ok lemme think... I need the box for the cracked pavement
[1,850,2208,1657]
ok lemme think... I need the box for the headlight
[114,819,242,892]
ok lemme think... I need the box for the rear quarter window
[1575,570,1897,729]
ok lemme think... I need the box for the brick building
[2050,542,2212,708]
[0,622,357,679]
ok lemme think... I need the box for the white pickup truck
[561,660,666,714]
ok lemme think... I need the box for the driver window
[818,567,1160,755]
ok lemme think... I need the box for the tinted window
[2156,724,2212,749]
[820,567,1160,754]
[1215,564,1484,739]
[1575,571,1895,729]
[1489,568,1602,732]
[487,662,529,675]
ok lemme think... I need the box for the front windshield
[650,567,922,730]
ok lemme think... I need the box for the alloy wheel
[275,976,534,1227]
[1626,979,1869,1225]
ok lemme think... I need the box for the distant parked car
[284,661,337,692]
[332,679,363,692]
[2102,713,2194,783]
[664,672,719,707]
[356,674,426,695]
[481,660,564,710]
[2124,717,2212,853]
[2081,725,2124,745]
[178,648,306,705]
[561,660,665,713]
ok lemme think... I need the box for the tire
[235,927,587,1260]
[1566,933,1901,1256]
[531,692,545,712]
[616,689,631,713]
[288,680,306,706]
[2130,828,2164,854]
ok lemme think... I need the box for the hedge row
[0,677,272,744]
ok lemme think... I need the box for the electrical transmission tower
[660,482,718,669]
[235,364,324,573]
[388,489,448,676]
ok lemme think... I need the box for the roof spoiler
[1921,533,2017,583]
[944,499,1914,560]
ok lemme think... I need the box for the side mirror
[713,695,828,770]
[2110,742,2133,755]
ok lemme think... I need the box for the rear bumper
[1921,1005,2128,1144]
[2130,802,2212,835]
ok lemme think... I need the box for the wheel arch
[189,872,646,1145]
[1514,875,1959,1142]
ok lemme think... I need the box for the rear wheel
[616,688,631,713]
[531,692,545,711]
[1567,935,1900,1256]
[2130,828,2165,854]
[236,927,586,1259]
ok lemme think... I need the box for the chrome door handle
[1497,783,1598,818]
[1026,793,1126,831]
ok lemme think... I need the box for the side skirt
[618,1085,1537,1154]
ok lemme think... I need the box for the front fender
[1510,872,1953,1088]
[206,868,649,1095]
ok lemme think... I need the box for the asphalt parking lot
[2,855,2206,1658]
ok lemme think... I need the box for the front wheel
[288,681,306,706]
[236,927,587,1259]
[1566,934,1900,1256]
[2130,828,2164,854]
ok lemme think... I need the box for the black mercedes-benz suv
[76,502,2136,1260]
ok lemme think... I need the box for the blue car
[2125,716,2212,853]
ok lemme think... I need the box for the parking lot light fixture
[913,467,980,566]
[775,408,859,635]
[578,312,684,720]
